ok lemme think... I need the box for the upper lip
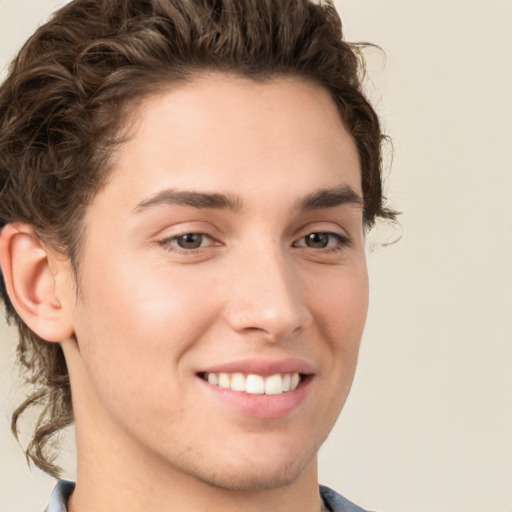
[197,358,315,376]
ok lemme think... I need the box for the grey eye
[175,233,205,249]
[304,233,330,248]
[294,231,349,251]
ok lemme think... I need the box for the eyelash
[293,232,351,253]
[158,231,351,254]
[158,233,216,253]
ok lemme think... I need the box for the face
[63,75,368,491]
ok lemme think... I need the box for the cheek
[71,257,223,401]
[79,250,221,337]
[298,264,368,438]
[310,263,369,347]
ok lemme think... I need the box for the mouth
[197,371,304,395]
[195,358,314,418]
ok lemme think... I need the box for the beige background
[1,1,511,511]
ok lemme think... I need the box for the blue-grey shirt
[44,480,375,512]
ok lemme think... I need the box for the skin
[2,75,369,512]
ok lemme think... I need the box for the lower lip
[197,376,312,419]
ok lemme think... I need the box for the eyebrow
[133,190,243,214]
[132,184,363,215]
[297,185,363,211]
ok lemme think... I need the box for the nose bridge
[224,241,311,340]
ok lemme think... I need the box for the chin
[179,441,319,492]
[194,462,309,492]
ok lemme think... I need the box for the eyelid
[152,220,219,241]
[159,232,217,250]
[293,231,351,249]
[292,219,352,242]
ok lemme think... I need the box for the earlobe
[0,223,74,342]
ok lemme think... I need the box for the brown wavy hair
[0,0,396,477]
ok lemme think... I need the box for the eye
[162,233,214,251]
[294,232,349,250]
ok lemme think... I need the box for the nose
[223,246,312,341]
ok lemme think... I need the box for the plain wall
[1,1,511,511]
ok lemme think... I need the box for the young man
[0,1,395,511]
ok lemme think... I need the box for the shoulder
[43,480,75,512]
[320,485,378,512]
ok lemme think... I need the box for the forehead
[93,74,361,215]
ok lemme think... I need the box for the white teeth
[246,374,265,394]
[290,372,300,391]
[265,374,283,395]
[282,374,291,392]
[203,371,302,395]
[218,372,231,389]
[230,373,245,392]
[207,373,219,386]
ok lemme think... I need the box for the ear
[0,223,74,342]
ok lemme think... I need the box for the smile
[199,372,302,395]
